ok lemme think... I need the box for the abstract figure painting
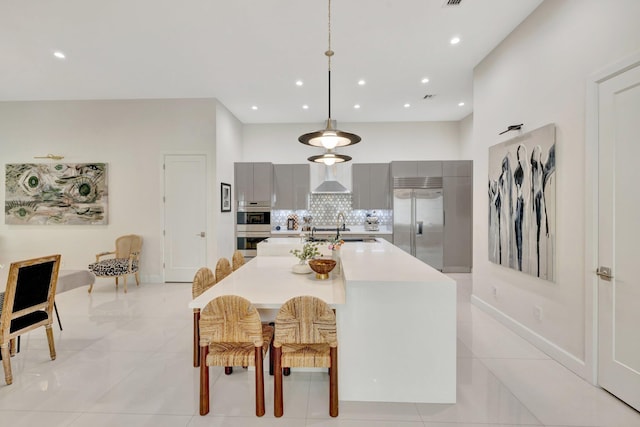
[488,124,556,281]
[5,163,108,225]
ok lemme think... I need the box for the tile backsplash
[271,193,391,229]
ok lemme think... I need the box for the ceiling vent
[423,94,435,99]
[442,0,462,6]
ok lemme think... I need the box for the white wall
[215,102,244,258]
[471,0,640,379]
[0,98,220,282]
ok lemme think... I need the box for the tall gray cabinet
[273,164,310,210]
[234,162,273,204]
[443,161,473,273]
[352,163,391,209]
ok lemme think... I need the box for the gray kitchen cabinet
[443,160,472,177]
[234,162,273,204]
[442,160,473,272]
[274,164,309,209]
[391,161,442,178]
[352,163,391,209]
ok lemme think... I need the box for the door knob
[197,232,206,238]
[596,266,613,281]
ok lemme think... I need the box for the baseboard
[471,295,589,380]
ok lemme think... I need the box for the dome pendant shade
[308,151,352,166]
[299,120,361,149]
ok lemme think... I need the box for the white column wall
[471,0,640,378]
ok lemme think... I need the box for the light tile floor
[1,274,639,427]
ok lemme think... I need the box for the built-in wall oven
[236,202,271,258]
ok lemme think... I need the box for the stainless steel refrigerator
[393,182,444,270]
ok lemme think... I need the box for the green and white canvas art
[5,163,108,225]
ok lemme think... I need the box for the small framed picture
[221,182,232,212]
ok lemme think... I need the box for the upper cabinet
[390,161,443,177]
[234,162,273,204]
[273,164,310,210]
[352,163,391,209]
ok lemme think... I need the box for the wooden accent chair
[198,295,274,416]
[214,257,232,283]
[88,234,142,293]
[0,254,61,385]
[192,267,216,367]
[232,250,245,271]
[273,295,338,417]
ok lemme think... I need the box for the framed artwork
[488,124,556,281]
[221,182,231,212]
[5,162,108,225]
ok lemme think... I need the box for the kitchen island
[193,238,456,403]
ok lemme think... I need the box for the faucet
[311,226,317,241]
[336,212,346,239]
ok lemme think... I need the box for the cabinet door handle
[596,266,613,281]
[416,221,423,235]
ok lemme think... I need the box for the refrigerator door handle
[416,221,423,235]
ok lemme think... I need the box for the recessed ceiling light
[458,102,465,107]
[354,104,360,109]
[358,80,366,86]
[450,36,461,45]
[404,103,411,108]
[302,105,309,110]
[251,106,258,110]
[296,80,303,86]
[421,77,429,84]
[53,51,66,59]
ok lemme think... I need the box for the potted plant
[290,242,320,274]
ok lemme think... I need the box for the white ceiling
[1,0,543,124]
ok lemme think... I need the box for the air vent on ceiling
[423,94,435,99]
[442,0,462,7]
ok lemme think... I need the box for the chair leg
[274,345,283,417]
[88,282,94,293]
[225,366,233,375]
[199,345,210,415]
[54,301,63,330]
[46,325,56,360]
[123,275,128,293]
[135,271,140,286]
[1,344,12,385]
[9,338,17,356]
[254,346,265,417]
[193,310,200,368]
[329,346,338,417]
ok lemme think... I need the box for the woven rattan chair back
[192,267,216,299]
[274,295,337,347]
[214,258,232,283]
[232,250,245,271]
[200,295,265,347]
[115,234,143,259]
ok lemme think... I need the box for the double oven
[236,202,271,258]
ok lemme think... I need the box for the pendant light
[299,0,360,165]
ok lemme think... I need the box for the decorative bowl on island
[308,258,337,280]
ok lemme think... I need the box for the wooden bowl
[308,258,337,280]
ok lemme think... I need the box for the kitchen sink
[340,237,377,243]
[312,227,350,232]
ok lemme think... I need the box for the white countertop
[189,255,345,309]
[270,225,392,235]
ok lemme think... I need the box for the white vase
[292,261,312,274]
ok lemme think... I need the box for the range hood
[312,165,350,194]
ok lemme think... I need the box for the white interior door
[597,63,640,411]
[163,154,207,282]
